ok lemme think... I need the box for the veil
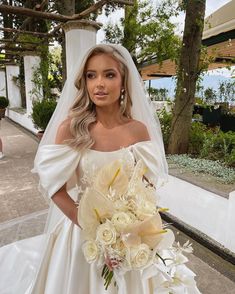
[34,44,168,233]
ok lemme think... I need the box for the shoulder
[55,118,74,144]
[126,119,150,142]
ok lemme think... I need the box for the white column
[0,69,6,97]
[5,64,21,107]
[24,55,43,115]
[62,20,101,76]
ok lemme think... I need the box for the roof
[203,0,235,40]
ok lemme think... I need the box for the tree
[104,0,180,66]
[218,80,235,103]
[167,0,206,154]
[204,87,217,105]
[148,87,169,101]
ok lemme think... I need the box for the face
[85,53,123,109]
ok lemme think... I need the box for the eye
[86,72,96,79]
[106,72,116,79]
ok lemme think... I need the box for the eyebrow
[86,68,118,72]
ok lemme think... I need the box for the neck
[95,105,125,128]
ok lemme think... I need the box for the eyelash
[86,72,116,79]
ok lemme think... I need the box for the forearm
[52,185,79,226]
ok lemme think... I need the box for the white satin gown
[0,141,201,294]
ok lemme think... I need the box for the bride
[0,44,201,293]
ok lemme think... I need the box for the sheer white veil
[34,44,168,233]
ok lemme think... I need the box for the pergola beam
[0,45,37,52]
[0,38,49,45]
[12,0,49,41]
[0,50,41,56]
[0,27,53,38]
[0,1,133,23]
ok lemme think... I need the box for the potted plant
[0,96,9,118]
[31,98,57,139]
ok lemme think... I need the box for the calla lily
[93,159,129,198]
[78,187,115,239]
[121,212,164,249]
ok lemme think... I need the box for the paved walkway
[0,118,235,293]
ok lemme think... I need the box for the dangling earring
[120,89,125,105]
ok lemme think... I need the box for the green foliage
[31,99,57,131]
[48,46,63,91]
[189,122,235,167]
[104,0,180,65]
[158,108,172,150]
[159,113,235,167]
[203,87,217,104]
[189,122,208,155]
[148,87,169,101]
[0,96,9,108]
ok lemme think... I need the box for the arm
[51,119,80,226]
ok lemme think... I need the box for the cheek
[86,81,93,95]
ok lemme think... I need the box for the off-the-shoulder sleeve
[130,141,168,188]
[33,144,81,199]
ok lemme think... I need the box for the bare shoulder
[55,118,73,144]
[127,119,150,142]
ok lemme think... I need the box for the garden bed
[167,156,235,199]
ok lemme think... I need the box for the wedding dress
[0,141,201,294]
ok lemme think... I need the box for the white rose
[82,241,98,263]
[129,244,151,269]
[96,221,117,245]
[136,200,156,220]
[111,212,133,232]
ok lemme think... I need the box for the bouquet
[78,159,197,292]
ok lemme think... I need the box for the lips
[94,91,108,96]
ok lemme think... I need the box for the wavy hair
[67,44,133,151]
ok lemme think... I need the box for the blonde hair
[67,44,133,151]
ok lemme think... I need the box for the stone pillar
[62,20,101,77]
[23,54,43,115]
[0,69,6,97]
[5,64,21,108]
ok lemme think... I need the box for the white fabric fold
[130,141,168,188]
[33,144,81,199]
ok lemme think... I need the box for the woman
[0,44,200,294]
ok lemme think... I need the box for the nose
[96,75,104,88]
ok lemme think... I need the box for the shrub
[158,108,172,150]
[189,122,208,155]
[0,96,9,108]
[31,98,57,131]
[188,121,235,167]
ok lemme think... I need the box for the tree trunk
[167,0,206,154]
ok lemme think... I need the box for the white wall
[158,176,235,253]
[0,70,6,97]
[5,65,21,107]
[24,55,42,115]
[6,108,38,134]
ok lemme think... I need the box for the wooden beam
[0,4,71,22]
[12,0,49,41]
[0,1,134,23]
[0,45,36,52]
[0,38,48,45]
[0,27,53,38]
[0,50,40,56]
[0,59,13,62]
